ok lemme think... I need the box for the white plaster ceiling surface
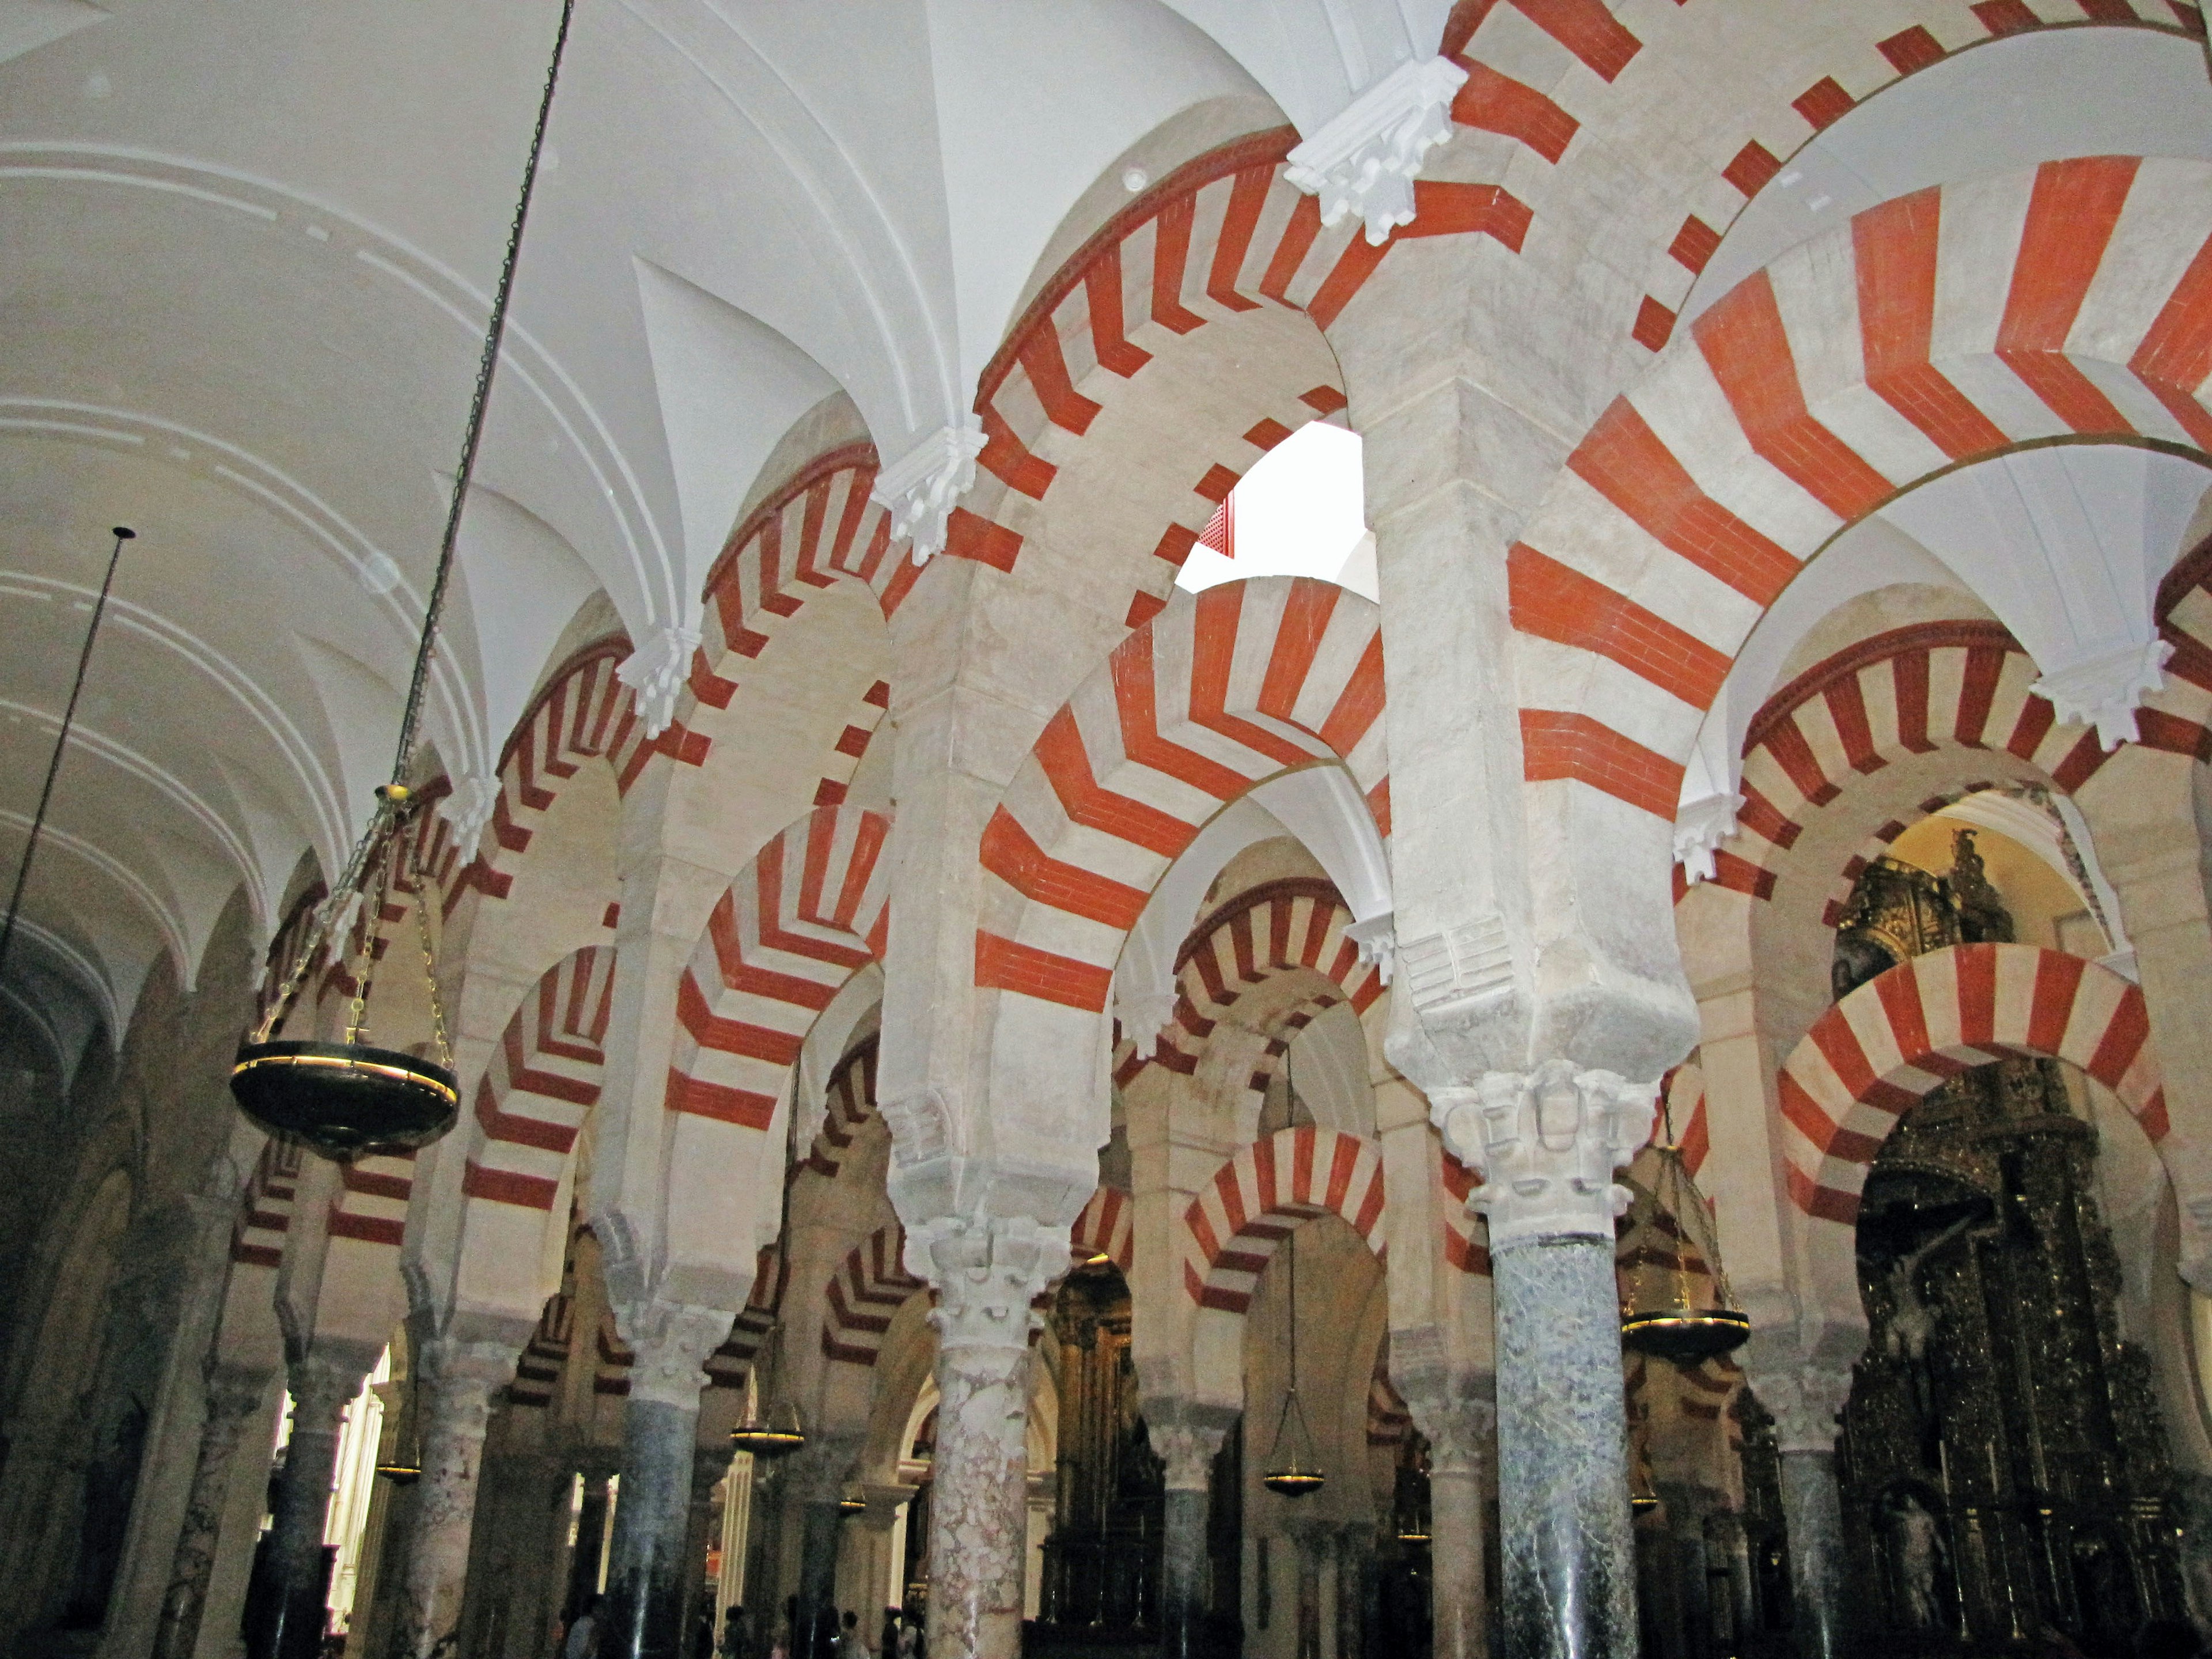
[0,0,1374,1065]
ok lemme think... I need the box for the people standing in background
[834,1611,868,1659]
[719,1604,750,1659]
[562,1594,603,1659]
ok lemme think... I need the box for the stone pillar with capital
[1430,1062,1653,1659]
[1745,1364,1855,1659]
[152,1361,272,1659]
[1150,1410,1232,1659]
[788,1432,862,1659]
[603,1302,737,1659]
[1399,1380,1494,1659]
[255,1342,381,1659]
[384,1338,524,1659]
[907,1214,1063,1659]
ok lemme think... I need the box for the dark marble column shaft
[796,1499,843,1658]
[1493,1235,1638,1659]
[153,1363,268,1659]
[1150,1418,1226,1659]
[253,1349,370,1659]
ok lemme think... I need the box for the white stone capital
[906,1213,1064,1353]
[1741,1363,1853,1455]
[1346,912,1396,984]
[435,773,499,863]
[617,622,703,739]
[1113,980,1180,1050]
[2031,637,2174,751]
[870,417,986,563]
[1672,791,1744,885]
[1430,1059,1655,1247]
[609,1298,734,1410]
[1285,56,1468,246]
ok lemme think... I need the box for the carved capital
[608,1298,734,1410]
[415,1338,520,1429]
[1673,790,1745,885]
[870,418,986,563]
[1150,1420,1230,1492]
[1285,56,1469,245]
[879,1086,951,1168]
[1744,1363,1853,1455]
[436,772,499,862]
[1392,1363,1495,1481]
[2032,637,2174,751]
[906,1213,1063,1354]
[1430,1059,1654,1247]
[287,1345,376,1433]
[616,623,704,739]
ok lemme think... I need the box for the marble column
[1335,1524,1373,1659]
[909,1214,1063,1659]
[1749,1366,1854,1659]
[1402,1387,1494,1659]
[1283,1518,1330,1659]
[679,1445,734,1653]
[152,1362,271,1659]
[1152,1418,1228,1659]
[790,1438,858,1659]
[255,1344,377,1659]
[1431,1062,1654,1659]
[604,1303,733,1659]
[386,1339,519,1659]
[1655,1483,1717,1657]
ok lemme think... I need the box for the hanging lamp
[229,0,578,1162]
[732,1088,808,1459]
[1260,1226,1326,1498]
[1618,1097,1751,1363]
[838,1483,867,1517]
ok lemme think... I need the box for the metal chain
[249,0,577,1042]
[386,0,579,785]
[410,871,454,1070]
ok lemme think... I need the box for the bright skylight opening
[1174,420,1376,601]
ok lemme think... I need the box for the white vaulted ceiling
[0,0,1477,1064]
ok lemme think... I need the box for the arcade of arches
[9,7,2212,1659]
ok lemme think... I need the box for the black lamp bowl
[230,1040,459,1161]
[376,1461,423,1486]
[1620,1308,1752,1363]
[1262,1465,1327,1498]
[730,1422,807,1460]
[1632,1492,1661,1517]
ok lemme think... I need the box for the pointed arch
[459,946,617,1216]
[1069,1186,1133,1273]
[821,1224,927,1368]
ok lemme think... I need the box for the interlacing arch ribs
[978,578,1387,1016]
[1663,1060,1710,1179]
[1366,1350,1412,1448]
[1182,1125,1387,1313]
[508,1288,575,1407]
[706,1245,790,1390]
[1677,1355,1743,1422]
[460,946,616,1213]
[1510,156,2212,820]
[822,1225,928,1368]
[327,1152,415,1251]
[812,680,891,810]
[1619,3,2205,349]
[230,1137,304,1269]
[1069,1185,1134,1273]
[1777,943,2163,1223]
[664,805,891,1131]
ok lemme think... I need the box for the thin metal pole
[0,526,134,990]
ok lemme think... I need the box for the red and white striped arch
[230,1137,304,1271]
[821,1225,927,1368]
[1778,943,2163,1223]
[1621,6,2198,353]
[1510,156,2212,826]
[460,946,615,1215]
[798,1041,879,1183]
[1142,878,1384,1080]
[970,131,1530,612]
[1182,1125,1388,1314]
[665,805,891,1131]
[676,448,912,744]
[977,578,1386,1028]
[1440,1148,1490,1278]
[470,642,686,904]
[1069,1185,1133,1273]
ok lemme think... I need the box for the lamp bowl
[1262,1465,1327,1498]
[731,1422,808,1460]
[231,1040,459,1161]
[1620,1308,1751,1363]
